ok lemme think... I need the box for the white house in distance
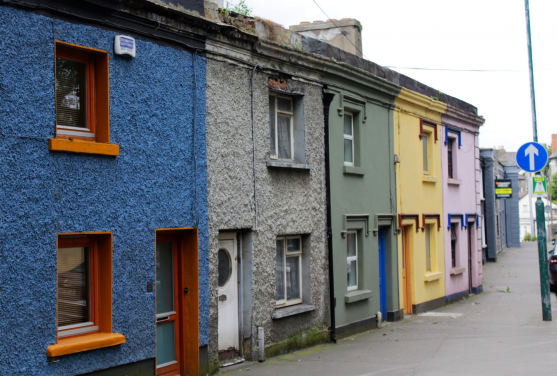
[519,194,557,240]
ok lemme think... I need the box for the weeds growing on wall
[220,0,252,17]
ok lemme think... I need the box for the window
[344,113,354,166]
[57,237,98,338]
[346,231,358,291]
[448,138,454,178]
[48,233,123,358]
[425,224,432,272]
[56,47,96,139]
[276,236,302,307]
[451,224,457,268]
[51,42,118,156]
[423,133,429,174]
[523,204,528,211]
[269,94,294,160]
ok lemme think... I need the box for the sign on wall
[533,176,547,197]
[495,179,513,199]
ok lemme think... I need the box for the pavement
[220,241,557,375]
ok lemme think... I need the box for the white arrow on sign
[525,144,539,171]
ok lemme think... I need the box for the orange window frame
[57,236,99,339]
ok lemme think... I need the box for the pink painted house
[441,106,485,301]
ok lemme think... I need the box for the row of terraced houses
[0,0,517,375]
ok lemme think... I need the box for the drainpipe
[323,88,337,343]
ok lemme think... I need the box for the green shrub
[523,233,532,241]
[532,236,538,241]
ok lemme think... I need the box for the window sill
[343,166,366,176]
[448,178,462,186]
[266,161,313,170]
[422,175,438,183]
[423,271,443,282]
[49,138,120,156]
[46,332,125,358]
[450,267,466,276]
[272,304,315,319]
[344,290,372,304]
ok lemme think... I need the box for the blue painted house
[0,1,210,375]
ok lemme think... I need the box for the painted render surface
[394,88,447,311]
[326,83,401,330]
[0,6,208,375]
[205,58,328,369]
[441,108,484,299]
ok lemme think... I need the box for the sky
[231,0,557,151]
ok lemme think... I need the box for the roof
[549,151,557,160]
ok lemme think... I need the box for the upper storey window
[269,94,294,160]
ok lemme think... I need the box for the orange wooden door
[156,236,182,376]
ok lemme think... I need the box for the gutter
[323,88,336,343]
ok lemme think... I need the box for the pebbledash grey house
[203,3,330,373]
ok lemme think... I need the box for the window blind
[56,57,88,129]
[57,247,91,328]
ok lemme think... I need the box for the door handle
[219,294,227,302]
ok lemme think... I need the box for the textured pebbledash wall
[205,58,329,367]
[0,6,208,375]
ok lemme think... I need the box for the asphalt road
[220,241,557,376]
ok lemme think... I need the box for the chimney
[289,18,363,57]
[552,133,557,154]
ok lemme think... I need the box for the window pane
[423,135,428,172]
[425,225,431,272]
[156,321,176,365]
[156,242,174,314]
[269,95,276,156]
[344,114,352,136]
[287,238,301,253]
[344,139,353,164]
[56,57,87,129]
[277,115,292,159]
[276,239,285,301]
[218,249,231,287]
[277,96,292,112]
[347,260,357,288]
[286,256,301,301]
[347,233,356,257]
[58,247,91,328]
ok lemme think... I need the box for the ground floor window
[451,224,458,268]
[57,236,99,338]
[347,231,358,291]
[276,236,302,307]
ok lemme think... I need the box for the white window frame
[423,133,430,175]
[276,235,303,307]
[346,230,358,291]
[344,112,355,167]
[269,94,294,161]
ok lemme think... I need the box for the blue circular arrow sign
[516,142,548,173]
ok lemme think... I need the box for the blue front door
[378,227,387,321]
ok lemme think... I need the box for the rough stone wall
[0,7,208,375]
[205,58,328,366]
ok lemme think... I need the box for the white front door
[217,233,239,362]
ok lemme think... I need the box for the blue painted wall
[0,6,209,375]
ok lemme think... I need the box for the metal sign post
[523,0,551,321]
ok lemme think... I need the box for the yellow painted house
[394,88,447,314]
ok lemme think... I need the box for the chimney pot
[341,18,351,20]
[300,21,310,24]
[313,20,323,23]
[552,133,557,154]
[327,19,337,21]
